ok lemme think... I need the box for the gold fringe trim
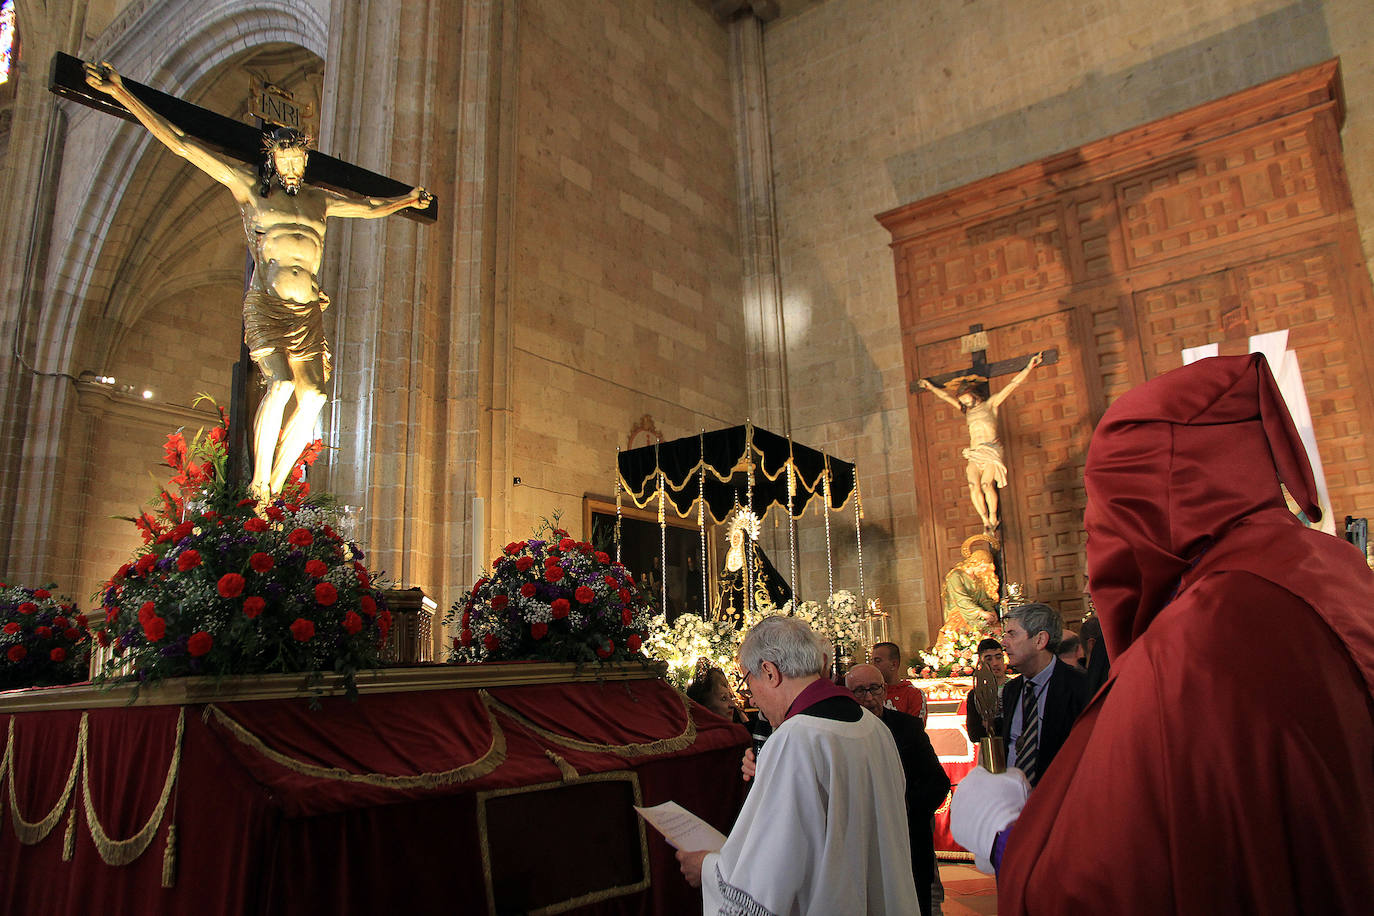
[203,701,507,789]
[61,805,75,860]
[4,715,81,845]
[544,750,578,781]
[480,686,697,758]
[82,708,183,867]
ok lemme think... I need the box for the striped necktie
[1017,681,1041,785]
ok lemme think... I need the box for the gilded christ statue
[84,63,431,502]
[917,351,1044,530]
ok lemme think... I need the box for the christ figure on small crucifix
[83,62,431,503]
[916,328,1052,530]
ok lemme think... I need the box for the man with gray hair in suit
[677,615,920,914]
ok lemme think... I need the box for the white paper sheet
[633,801,727,852]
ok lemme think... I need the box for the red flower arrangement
[446,518,655,665]
[97,410,392,698]
[0,583,92,690]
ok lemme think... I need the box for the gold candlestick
[971,660,1006,773]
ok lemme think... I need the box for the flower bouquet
[447,520,655,665]
[97,409,392,697]
[0,584,93,690]
[918,625,1000,678]
[785,589,867,660]
[643,612,738,689]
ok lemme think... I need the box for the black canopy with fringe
[616,425,857,524]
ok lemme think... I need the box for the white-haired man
[677,616,918,914]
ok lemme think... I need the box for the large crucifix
[912,324,1058,531]
[49,52,436,503]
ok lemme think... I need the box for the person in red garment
[951,353,1374,913]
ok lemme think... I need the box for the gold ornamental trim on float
[478,684,697,758]
[202,697,507,789]
[475,770,650,916]
[0,709,184,886]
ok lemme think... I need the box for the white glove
[950,765,1031,873]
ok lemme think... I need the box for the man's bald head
[845,663,887,715]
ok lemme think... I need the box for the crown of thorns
[261,127,313,153]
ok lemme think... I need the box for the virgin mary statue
[711,509,792,628]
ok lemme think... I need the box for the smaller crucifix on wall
[913,324,1057,532]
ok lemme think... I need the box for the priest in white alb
[676,615,919,914]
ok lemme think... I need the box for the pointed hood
[1084,354,1320,659]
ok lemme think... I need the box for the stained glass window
[0,0,15,86]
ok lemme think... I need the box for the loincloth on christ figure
[243,288,333,381]
[962,442,1008,487]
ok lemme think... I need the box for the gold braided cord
[4,715,81,845]
[480,686,697,758]
[81,708,183,867]
[203,699,507,789]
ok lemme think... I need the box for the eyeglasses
[850,685,885,697]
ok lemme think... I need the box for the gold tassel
[544,749,578,781]
[62,806,76,861]
[161,824,177,888]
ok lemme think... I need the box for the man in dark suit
[846,663,950,916]
[965,637,1009,741]
[999,602,1090,787]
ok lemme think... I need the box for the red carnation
[461,611,471,628]
[531,622,548,640]
[461,628,473,647]
[75,613,89,627]
[53,616,69,629]
[288,528,314,547]
[596,640,615,659]
[551,598,571,619]
[143,616,166,642]
[217,573,246,598]
[305,560,328,579]
[342,611,363,635]
[375,609,389,640]
[2,623,18,634]
[97,630,110,648]
[621,607,633,625]
[244,517,269,533]
[63,628,79,641]
[135,553,157,575]
[314,583,339,606]
[503,541,522,555]
[266,506,285,521]
[575,586,595,604]
[176,549,202,571]
[558,538,575,550]
[618,588,631,602]
[290,618,315,641]
[520,583,537,598]
[243,596,266,619]
[237,497,256,507]
[249,552,275,573]
[516,556,534,572]
[104,607,118,625]
[139,601,157,623]
[360,595,377,617]
[50,647,67,662]
[544,556,560,568]
[482,633,499,652]
[491,594,509,611]
[627,634,642,653]
[17,602,36,615]
[35,626,52,638]
[353,563,371,588]
[33,589,50,599]
[7,645,26,662]
[544,566,565,583]
[187,632,213,657]
[595,551,610,564]
[172,522,194,541]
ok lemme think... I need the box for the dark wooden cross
[48,52,436,487]
[910,323,1059,393]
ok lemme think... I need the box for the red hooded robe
[998,354,1374,914]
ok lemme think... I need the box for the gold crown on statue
[726,507,761,542]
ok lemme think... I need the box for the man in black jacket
[846,663,950,916]
[998,602,1091,786]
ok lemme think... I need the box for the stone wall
[762,0,1374,652]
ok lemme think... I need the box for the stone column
[723,2,788,435]
[319,0,503,645]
